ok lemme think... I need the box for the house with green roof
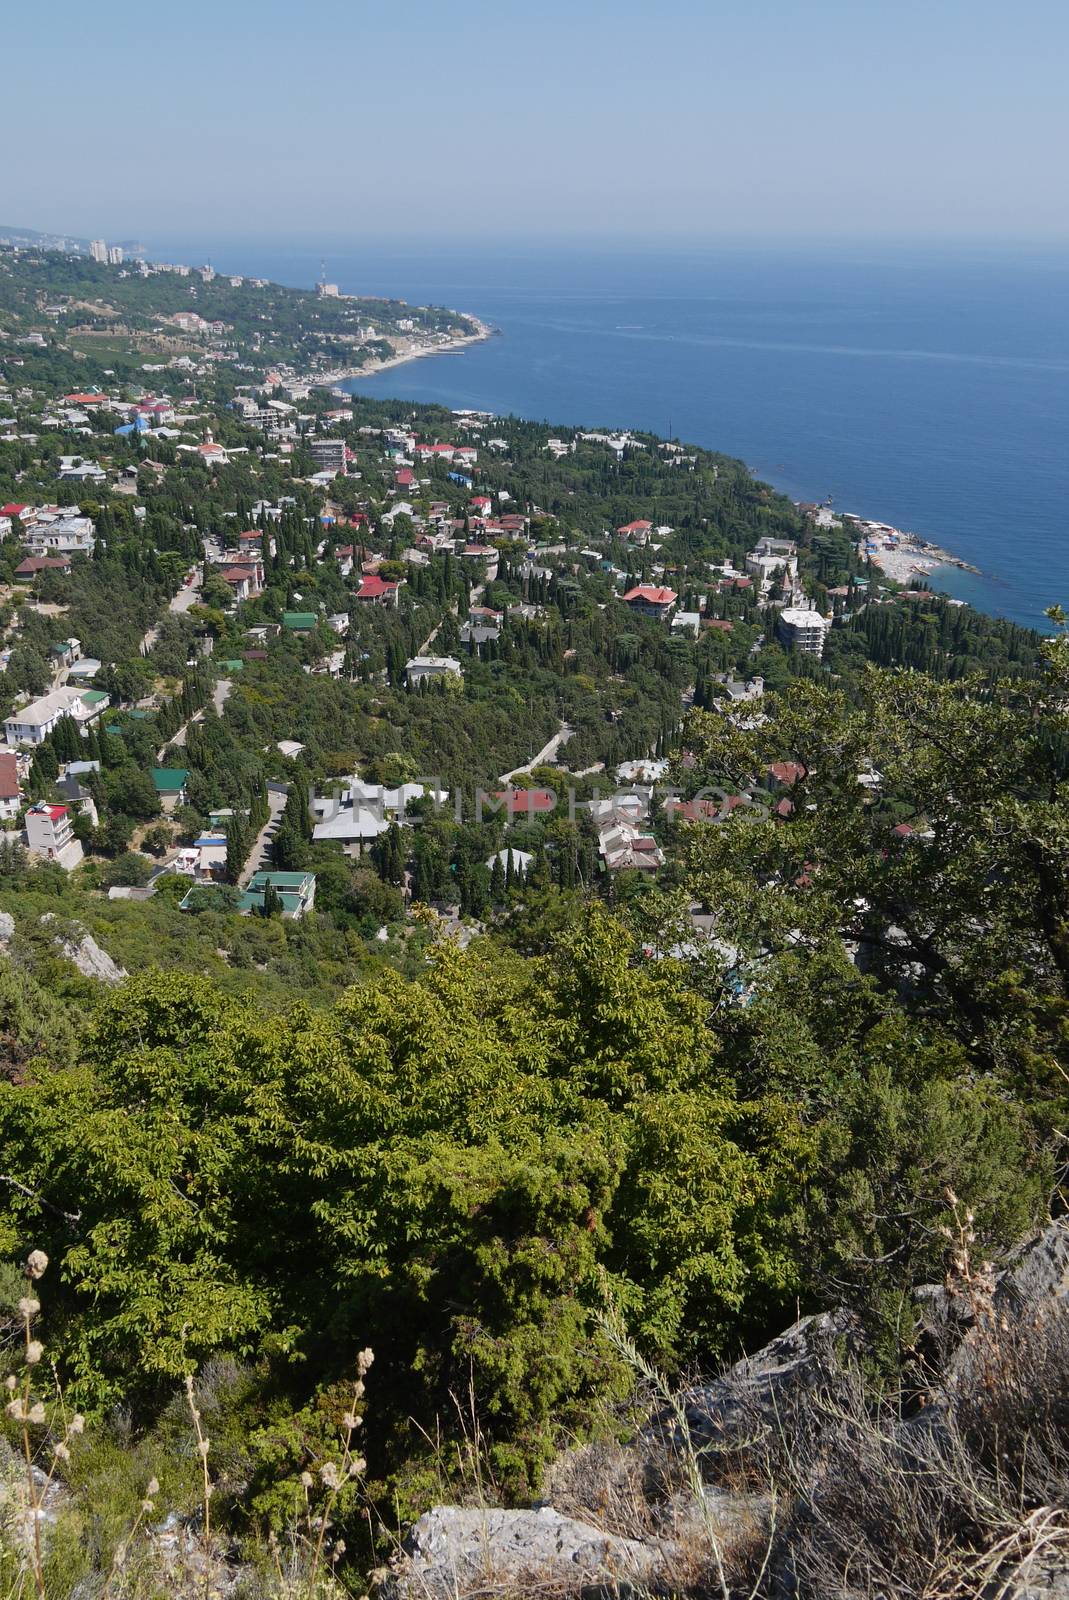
[281,611,317,633]
[152,767,190,810]
[237,870,316,919]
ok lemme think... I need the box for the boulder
[0,911,14,948]
[379,1505,667,1600]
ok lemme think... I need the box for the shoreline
[312,315,495,390]
[801,508,983,585]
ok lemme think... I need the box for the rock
[40,915,126,985]
[996,1216,1069,1311]
[675,1308,860,1450]
[0,911,14,948]
[379,1505,668,1600]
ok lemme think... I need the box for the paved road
[141,569,203,657]
[499,721,573,784]
[156,677,231,761]
[239,789,289,886]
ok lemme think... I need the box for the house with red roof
[616,519,654,544]
[492,788,556,817]
[394,468,415,490]
[621,584,677,620]
[219,561,264,602]
[355,574,401,607]
[25,802,82,869]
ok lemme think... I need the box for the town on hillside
[0,244,1043,995]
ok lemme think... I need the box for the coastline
[810,510,983,585]
[312,316,494,390]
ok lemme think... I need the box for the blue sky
[4,0,1067,247]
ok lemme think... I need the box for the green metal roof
[246,871,313,890]
[152,767,189,793]
[282,611,317,629]
[80,689,110,705]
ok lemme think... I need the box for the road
[140,569,203,657]
[156,677,231,762]
[499,721,573,784]
[239,789,289,886]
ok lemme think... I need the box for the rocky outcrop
[380,1221,1069,1600]
[675,1307,861,1450]
[379,1506,668,1600]
[39,915,126,985]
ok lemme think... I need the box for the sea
[157,240,1069,631]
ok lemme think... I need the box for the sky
[4,0,1068,249]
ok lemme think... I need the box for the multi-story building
[25,802,82,869]
[776,607,830,657]
[107,245,123,265]
[308,437,347,475]
[4,688,108,747]
[89,239,107,263]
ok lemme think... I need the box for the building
[24,513,96,556]
[0,752,22,820]
[14,556,71,581]
[746,538,799,584]
[616,519,654,544]
[107,245,123,266]
[237,870,317,918]
[312,777,446,856]
[152,768,190,810]
[4,688,107,747]
[308,437,347,475]
[219,560,264,602]
[89,239,107,263]
[24,803,82,869]
[355,575,400,607]
[281,611,317,634]
[621,584,678,620]
[405,655,462,686]
[776,607,830,657]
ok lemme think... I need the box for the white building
[312,778,448,856]
[24,803,83,869]
[89,240,107,263]
[4,688,107,747]
[746,538,799,584]
[23,514,96,555]
[405,655,462,687]
[776,607,830,657]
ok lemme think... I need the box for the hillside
[0,246,1065,1597]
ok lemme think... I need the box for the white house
[24,803,83,869]
[405,655,462,687]
[4,688,108,747]
[0,752,22,821]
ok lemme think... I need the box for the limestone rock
[0,911,14,947]
[676,1308,860,1449]
[40,915,126,985]
[380,1505,667,1600]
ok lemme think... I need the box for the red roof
[622,585,677,606]
[768,761,806,786]
[494,788,556,814]
[63,393,106,405]
[356,575,399,599]
[41,805,68,821]
[15,556,70,576]
[220,565,257,583]
[617,520,653,533]
[1,504,29,518]
[0,754,20,801]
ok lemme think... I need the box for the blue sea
[159,240,1069,630]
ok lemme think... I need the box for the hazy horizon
[5,0,1068,248]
